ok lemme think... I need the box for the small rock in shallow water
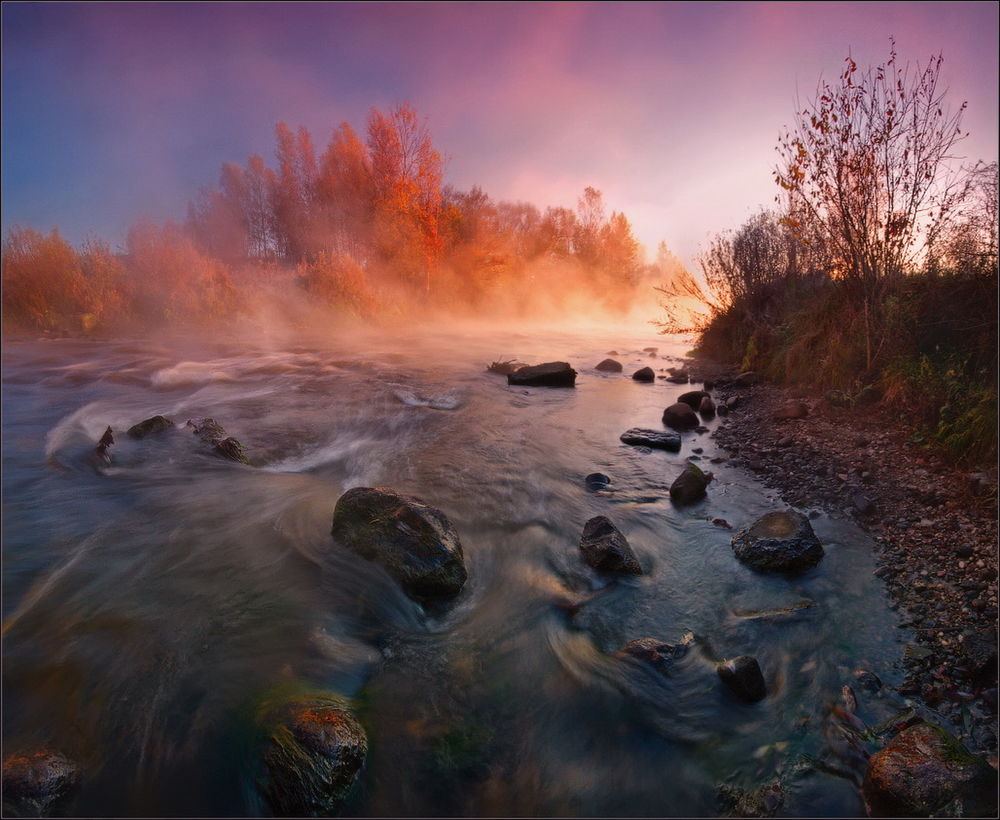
[595,358,623,372]
[670,463,711,505]
[717,655,767,702]
[585,472,611,491]
[731,511,824,572]
[632,366,655,382]
[507,362,577,387]
[127,414,174,439]
[620,428,681,452]
[579,516,642,575]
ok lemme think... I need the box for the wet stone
[127,414,174,439]
[620,428,681,452]
[717,655,767,702]
[2,749,80,817]
[579,515,642,575]
[731,511,824,572]
[507,361,577,387]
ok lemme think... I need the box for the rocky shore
[693,366,998,761]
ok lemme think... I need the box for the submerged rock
[632,366,655,382]
[126,415,174,439]
[257,693,368,817]
[585,472,612,491]
[615,636,691,672]
[731,511,824,572]
[507,362,577,387]
[579,515,642,574]
[619,428,681,452]
[662,402,699,430]
[717,655,767,702]
[595,358,623,373]
[331,487,467,599]
[718,779,784,817]
[1,749,79,817]
[669,462,711,505]
[862,723,997,817]
[214,437,250,465]
[186,417,250,464]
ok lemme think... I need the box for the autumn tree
[315,122,374,264]
[367,104,444,294]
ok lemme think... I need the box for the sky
[2,1,998,270]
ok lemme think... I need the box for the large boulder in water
[662,402,699,430]
[257,692,368,817]
[862,723,998,817]
[717,655,767,702]
[1,749,79,817]
[331,487,467,599]
[677,390,709,409]
[595,358,623,373]
[632,366,655,382]
[619,428,681,452]
[731,511,823,572]
[669,463,711,505]
[579,515,642,574]
[507,362,577,387]
[127,415,174,439]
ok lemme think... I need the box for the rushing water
[2,323,911,817]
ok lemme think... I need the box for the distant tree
[316,122,373,264]
[929,160,998,277]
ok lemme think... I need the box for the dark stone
[662,402,699,430]
[731,511,824,572]
[703,380,716,391]
[717,655,767,702]
[126,415,174,439]
[718,780,784,818]
[677,390,709,409]
[825,389,850,407]
[619,428,681,452]
[699,395,716,416]
[642,347,658,354]
[855,385,882,406]
[734,371,758,387]
[606,350,619,355]
[862,723,998,817]
[257,693,368,817]
[632,366,655,382]
[595,358,623,372]
[187,417,227,442]
[507,362,577,387]
[855,669,883,693]
[585,472,611,491]
[614,636,691,672]
[215,437,250,465]
[959,630,998,681]
[579,516,642,575]
[331,487,467,599]
[716,404,729,416]
[2,750,79,817]
[669,462,711,505]
[772,401,808,421]
[94,425,114,466]
[852,493,875,515]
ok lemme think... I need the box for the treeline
[660,43,998,464]
[3,104,678,334]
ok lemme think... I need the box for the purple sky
[3,2,997,269]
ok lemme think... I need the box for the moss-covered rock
[862,722,998,817]
[669,462,711,505]
[331,487,467,599]
[256,691,368,817]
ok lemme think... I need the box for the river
[2,322,909,816]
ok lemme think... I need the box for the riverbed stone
[772,401,808,421]
[331,487,467,599]
[677,390,709,409]
[127,415,174,438]
[585,472,611,491]
[257,693,368,817]
[669,462,711,505]
[1,749,80,817]
[632,366,655,382]
[731,511,824,572]
[663,402,699,430]
[214,437,250,465]
[507,362,577,387]
[595,358,623,372]
[614,636,691,671]
[93,426,114,466]
[579,515,642,574]
[862,722,998,817]
[620,428,681,452]
[717,656,767,702]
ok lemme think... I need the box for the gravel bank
[692,367,998,760]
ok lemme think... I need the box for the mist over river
[2,322,912,817]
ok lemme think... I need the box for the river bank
[688,363,999,761]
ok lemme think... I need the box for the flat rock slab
[331,487,467,599]
[507,362,577,387]
[731,511,824,572]
[620,428,681,452]
[579,515,642,574]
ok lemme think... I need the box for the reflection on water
[2,324,905,816]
